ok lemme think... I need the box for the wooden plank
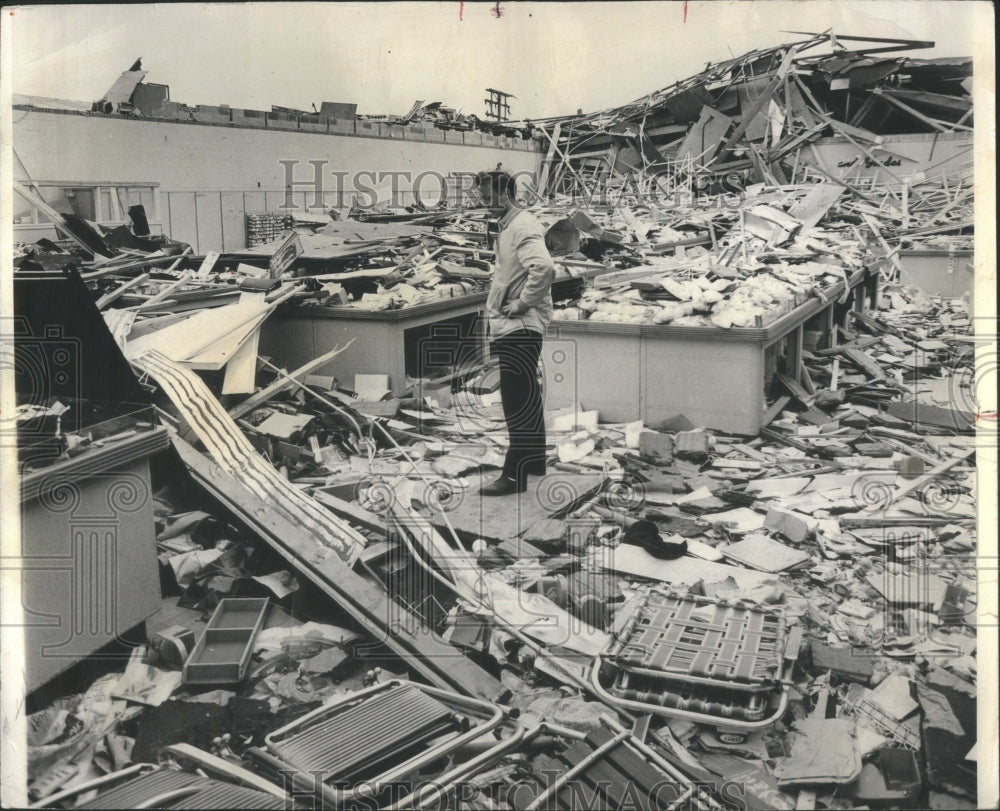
[79,253,206,281]
[171,432,504,701]
[131,256,196,310]
[762,395,792,427]
[716,46,798,158]
[313,488,387,534]
[871,88,947,132]
[870,449,975,513]
[96,272,151,309]
[799,363,817,396]
[840,346,885,380]
[228,342,355,421]
[861,213,902,275]
[814,335,881,356]
[776,372,813,407]
[538,124,593,197]
[536,121,561,195]
[136,350,367,563]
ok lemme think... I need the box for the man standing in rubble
[475,170,555,496]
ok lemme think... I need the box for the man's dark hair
[474,170,516,198]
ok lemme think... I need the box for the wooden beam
[883,449,975,509]
[871,89,947,132]
[228,341,355,421]
[131,268,194,311]
[96,272,151,309]
[862,213,903,276]
[539,124,593,197]
[784,31,934,48]
[536,121,561,195]
[313,489,387,535]
[715,46,798,158]
[763,395,792,427]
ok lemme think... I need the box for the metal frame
[590,657,791,733]
[29,745,291,809]
[391,715,697,811]
[256,679,506,807]
[600,587,790,693]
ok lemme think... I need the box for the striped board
[134,350,366,564]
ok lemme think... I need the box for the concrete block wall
[231,108,266,125]
[13,107,541,254]
[193,105,232,124]
[267,112,298,131]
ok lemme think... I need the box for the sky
[4,1,992,120]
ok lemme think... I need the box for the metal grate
[605,588,787,690]
[268,683,460,784]
[75,770,286,809]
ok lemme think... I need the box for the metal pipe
[388,723,527,810]
[589,658,789,731]
[525,728,632,810]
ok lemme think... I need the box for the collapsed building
[6,30,987,811]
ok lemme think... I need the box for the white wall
[802,132,973,185]
[14,109,541,252]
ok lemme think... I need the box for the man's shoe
[479,476,525,496]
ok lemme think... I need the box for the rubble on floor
[16,30,981,810]
[25,259,977,808]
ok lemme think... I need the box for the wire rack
[603,587,789,692]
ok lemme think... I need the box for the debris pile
[14,58,538,142]
[533,32,973,200]
[14,29,982,811]
[24,256,978,808]
[543,184,876,328]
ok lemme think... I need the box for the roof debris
[13,28,983,811]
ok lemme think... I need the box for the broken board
[594,544,775,590]
[171,432,504,702]
[720,535,812,572]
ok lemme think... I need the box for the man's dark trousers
[492,328,546,488]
